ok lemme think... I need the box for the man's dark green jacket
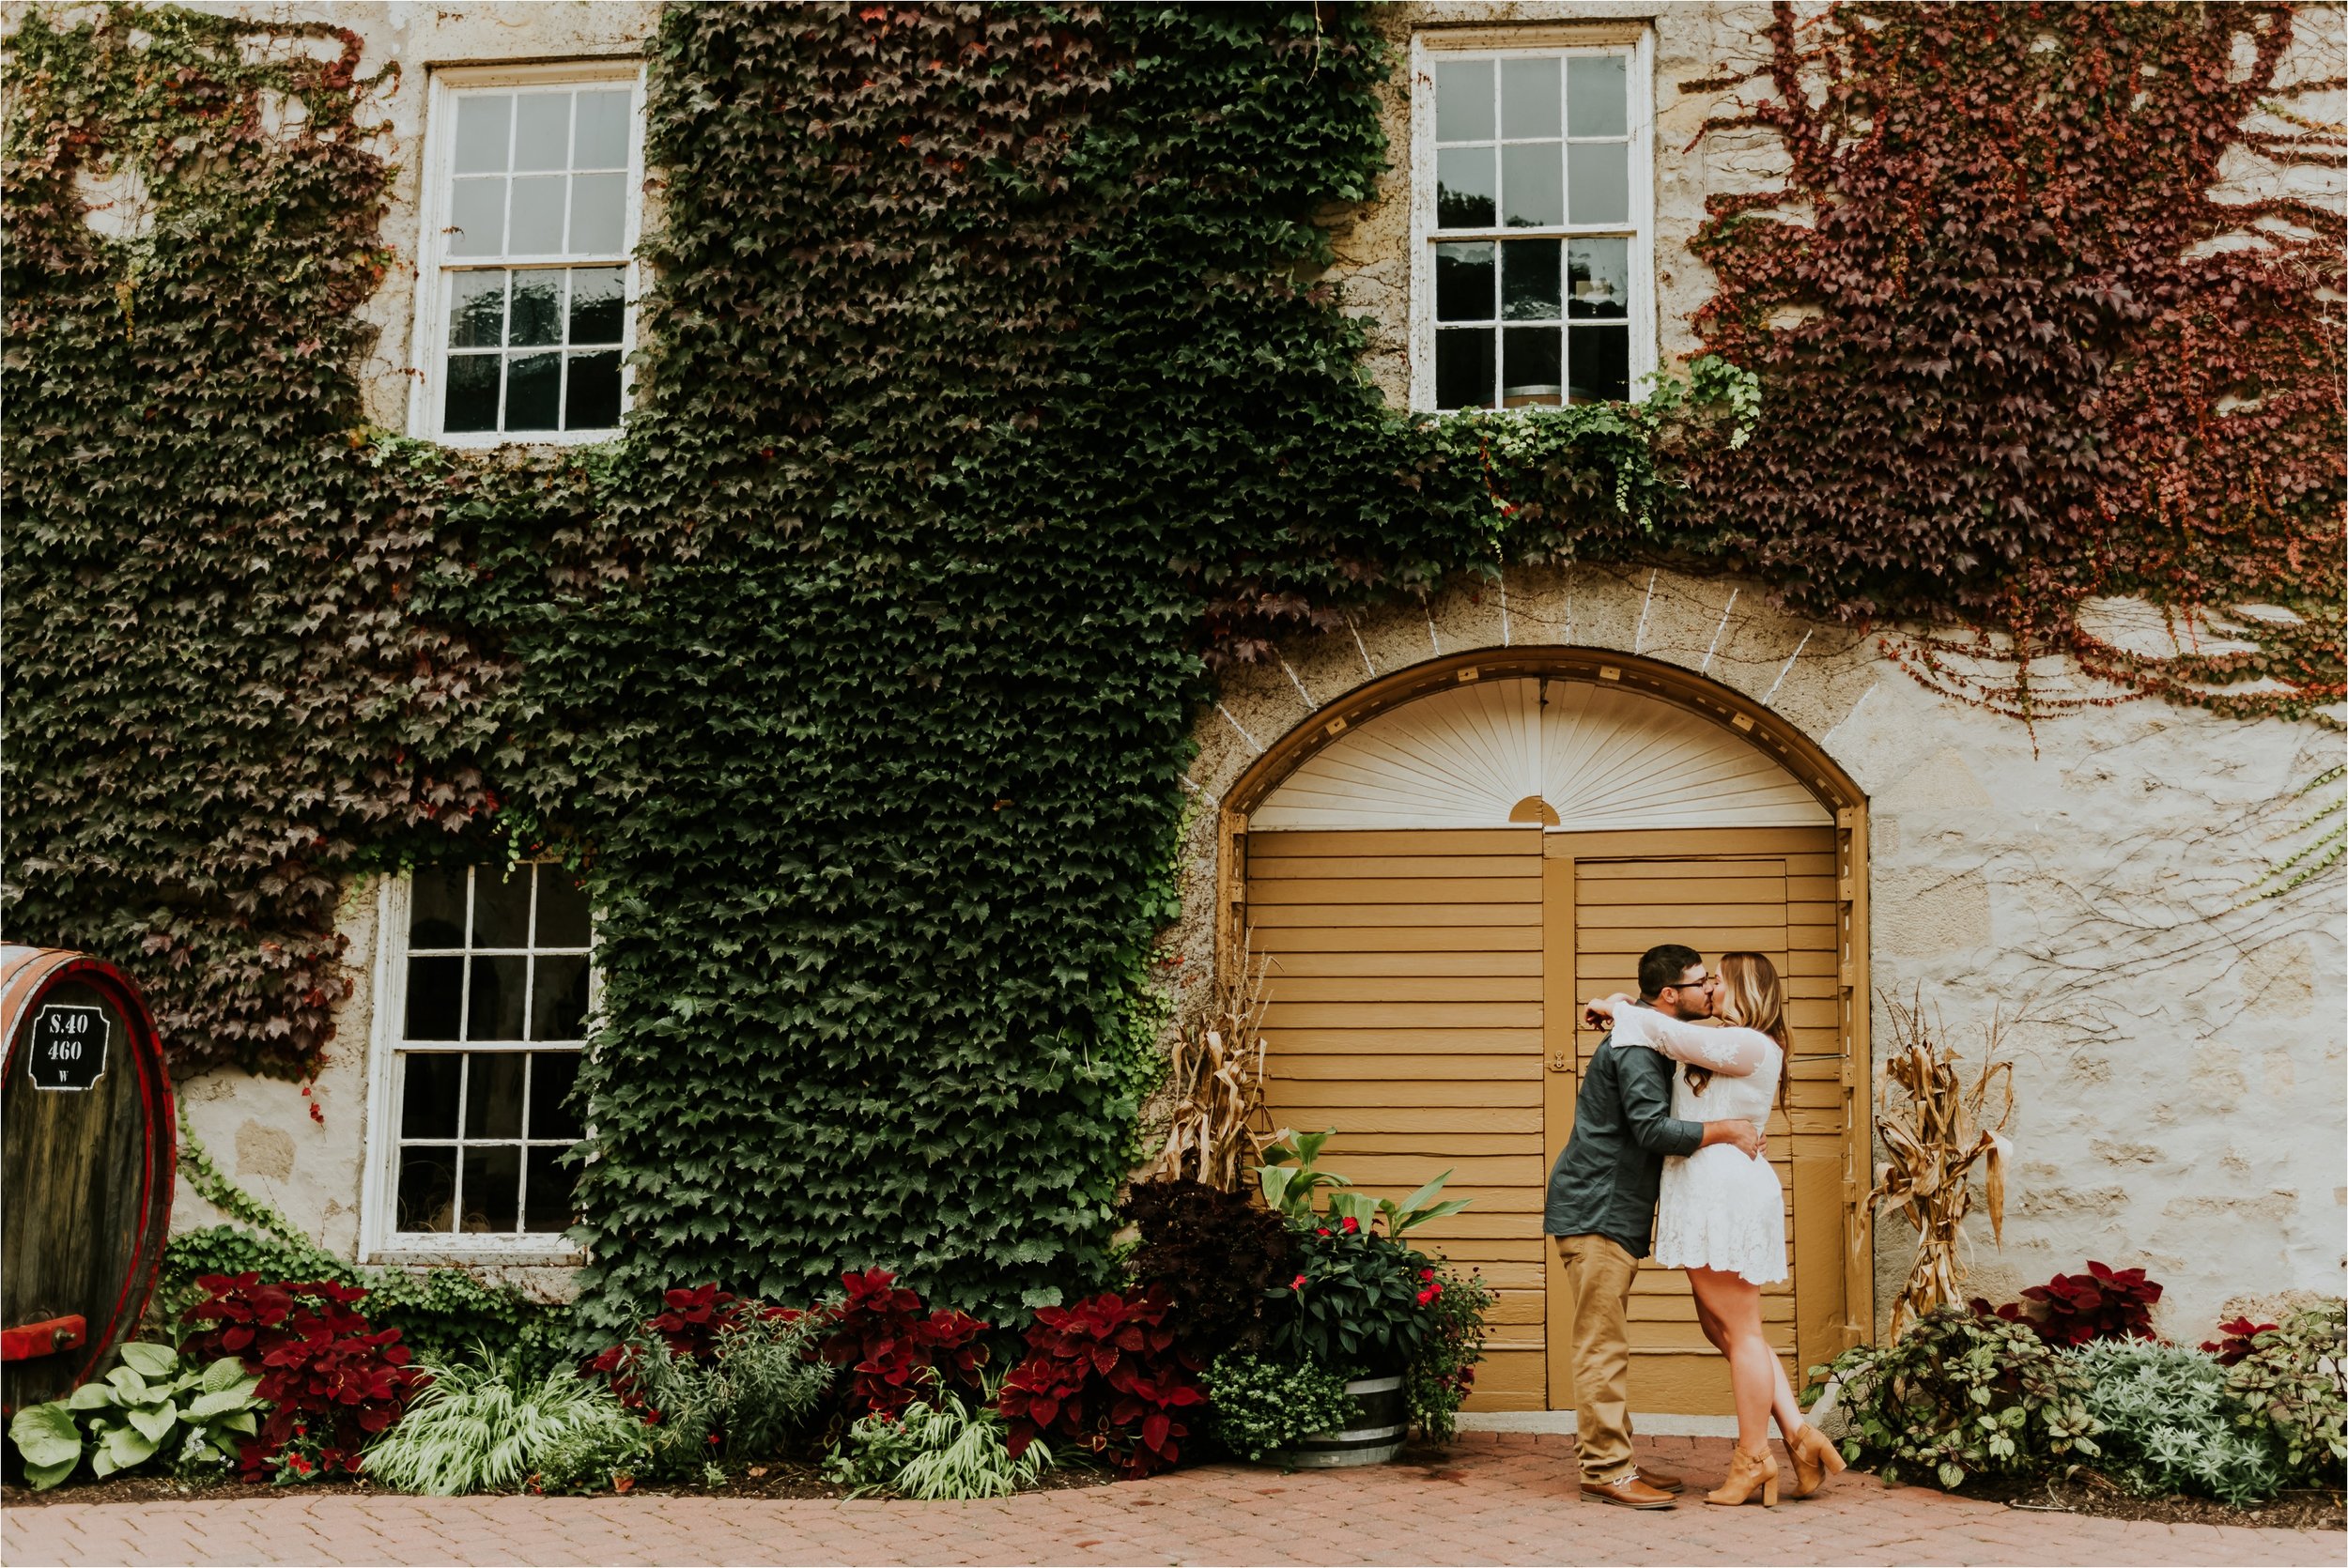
[1542,1029,1704,1257]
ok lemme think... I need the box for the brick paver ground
[5,1432,2337,1567]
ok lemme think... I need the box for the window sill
[426,428,625,452]
[367,1242,585,1268]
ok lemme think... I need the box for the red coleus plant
[183,1273,426,1481]
[818,1268,989,1421]
[997,1287,1205,1479]
[1982,1261,2164,1347]
[2200,1316,2279,1367]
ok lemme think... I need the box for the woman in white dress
[1587,950,1846,1507]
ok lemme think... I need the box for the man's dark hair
[1637,943,1704,1001]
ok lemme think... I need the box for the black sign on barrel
[27,1004,109,1091]
[2,948,176,1412]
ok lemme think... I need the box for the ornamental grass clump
[587,1295,832,1477]
[363,1350,646,1497]
[825,1374,1053,1500]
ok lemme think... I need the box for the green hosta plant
[2224,1300,2348,1483]
[823,1376,1053,1499]
[363,1350,647,1496]
[1810,1305,2103,1491]
[1201,1353,1357,1463]
[7,1343,263,1490]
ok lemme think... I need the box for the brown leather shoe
[1635,1464,1685,1493]
[1581,1474,1677,1509]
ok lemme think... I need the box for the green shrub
[596,1307,832,1477]
[2066,1339,2284,1505]
[824,1376,1053,1499]
[6,1343,263,1490]
[2225,1301,2348,1485]
[363,1351,645,1496]
[159,1225,573,1380]
[1201,1354,1357,1464]
[1813,1305,2103,1490]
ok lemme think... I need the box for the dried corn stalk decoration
[1150,930,1277,1191]
[1864,990,2016,1340]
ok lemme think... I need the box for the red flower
[1415,1287,1437,1305]
[1420,1268,1435,1281]
[1339,1216,1359,1234]
[1291,1273,1308,1290]
[1316,1227,1331,1237]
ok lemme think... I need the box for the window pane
[1434,242,1494,322]
[444,354,501,433]
[524,1146,578,1234]
[461,1146,520,1234]
[575,89,631,168]
[1568,238,1630,317]
[569,173,626,254]
[1436,146,1495,229]
[529,1051,584,1141]
[568,267,625,345]
[1434,59,1494,143]
[510,272,564,346]
[1500,57,1559,141]
[410,866,468,946]
[475,866,531,945]
[1435,328,1496,409]
[1501,144,1563,228]
[565,352,623,431]
[1503,326,1564,406]
[506,352,561,431]
[535,870,593,947]
[446,270,506,349]
[508,175,566,255]
[1567,55,1629,137]
[400,1053,461,1139]
[531,954,592,1041]
[1568,144,1630,224]
[467,955,529,1041]
[405,956,463,1040]
[448,177,505,257]
[453,94,511,175]
[397,1146,456,1232]
[465,1052,526,1139]
[1568,324,1630,402]
[514,92,571,173]
[1503,238,1562,321]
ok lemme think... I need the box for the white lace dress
[1608,1007,1788,1284]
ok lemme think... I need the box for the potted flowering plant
[1249,1131,1484,1467]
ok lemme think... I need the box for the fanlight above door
[1249,676,1831,832]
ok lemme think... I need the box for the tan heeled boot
[1704,1444,1780,1507]
[1787,1424,1847,1499]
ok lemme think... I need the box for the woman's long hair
[1683,950,1792,1114]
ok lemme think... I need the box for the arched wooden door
[1228,655,1869,1415]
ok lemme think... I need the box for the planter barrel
[1274,1374,1408,1468]
[1,947,176,1414]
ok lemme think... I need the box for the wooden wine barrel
[1,947,176,1413]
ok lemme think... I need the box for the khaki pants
[1554,1233,1641,1484]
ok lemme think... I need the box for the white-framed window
[407,60,646,447]
[1409,33,1654,412]
[360,864,595,1263]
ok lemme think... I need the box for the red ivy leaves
[997,1287,1204,1478]
[2201,1315,2278,1366]
[182,1272,425,1480]
[1684,1,2344,722]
